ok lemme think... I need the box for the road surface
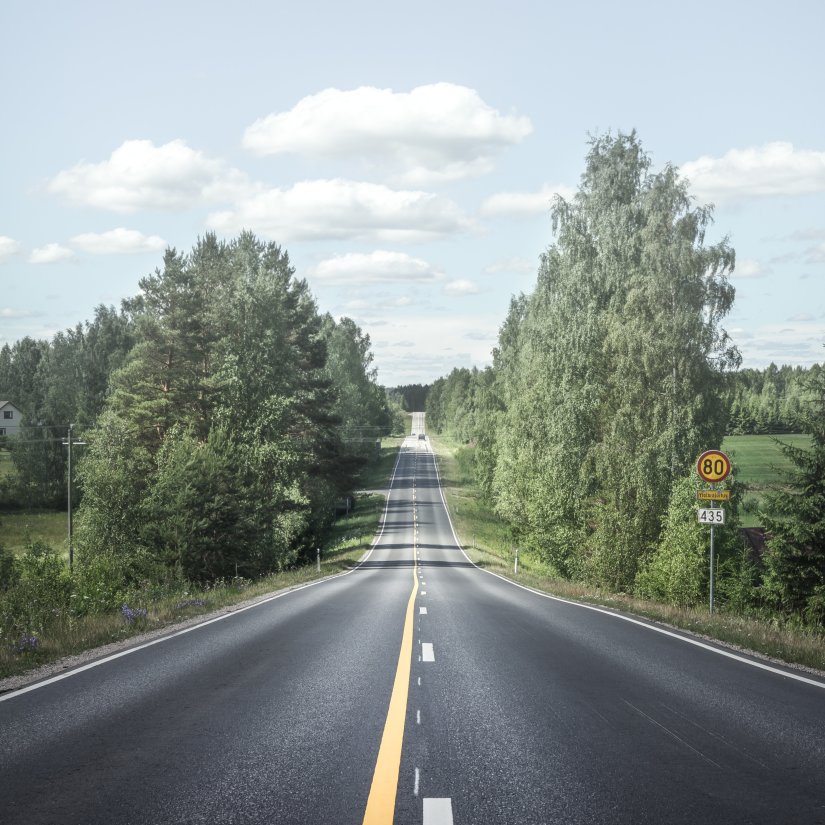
[2,411,824,823]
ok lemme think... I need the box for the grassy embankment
[0,449,70,559]
[722,433,811,527]
[429,433,825,673]
[0,433,406,681]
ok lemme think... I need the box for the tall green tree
[490,132,738,586]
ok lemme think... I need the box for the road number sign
[698,508,725,525]
[697,450,731,483]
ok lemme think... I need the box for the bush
[3,540,71,636]
[71,552,132,616]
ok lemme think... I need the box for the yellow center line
[362,487,419,824]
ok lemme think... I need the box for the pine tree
[762,369,825,623]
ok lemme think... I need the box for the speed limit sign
[697,450,731,483]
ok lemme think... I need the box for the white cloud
[465,330,497,341]
[483,256,535,275]
[70,228,167,255]
[0,308,36,318]
[365,314,501,384]
[208,179,473,243]
[787,313,815,322]
[443,279,480,296]
[734,321,825,368]
[48,139,250,213]
[242,83,532,184]
[806,242,825,263]
[733,259,770,279]
[0,236,20,263]
[480,184,575,217]
[29,243,75,264]
[681,142,825,203]
[313,251,441,285]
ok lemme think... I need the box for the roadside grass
[429,434,825,674]
[0,450,14,480]
[722,434,811,527]
[0,510,68,559]
[0,492,391,682]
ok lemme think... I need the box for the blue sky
[2,0,824,385]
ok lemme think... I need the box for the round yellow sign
[697,450,731,483]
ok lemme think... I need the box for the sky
[1,0,824,387]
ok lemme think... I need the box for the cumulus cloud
[70,228,167,255]
[443,279,480,296]
[733,259,771,279]
[681,142,825,203]
[208,179,472,243]
[30,243,74,264]
[480,184,575,217]
[243,83,532,184]
[48,139,250,213]
[312,250,441,286]
[0,236,20,263]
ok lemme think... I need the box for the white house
[0,400,22,438]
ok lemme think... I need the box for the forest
[425,133,825,627]
[0,233,404,643]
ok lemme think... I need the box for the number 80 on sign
[696,450,731,483]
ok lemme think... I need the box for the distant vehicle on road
[418,433,426,440]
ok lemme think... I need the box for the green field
[0,510,69,559]
[0,450,14,480]
[722,434,811,527]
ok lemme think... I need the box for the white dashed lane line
[422,643,435,662]
[423,798,454,824]
[419,607,427,614]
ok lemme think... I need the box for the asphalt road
[2,411,824,824]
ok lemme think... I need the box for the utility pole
[63,425,87,572]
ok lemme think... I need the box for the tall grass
[0,510,69,559]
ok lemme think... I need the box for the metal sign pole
[709,523,715,614]
[709,501,715,614]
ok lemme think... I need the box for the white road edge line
[427,447,825,691]
[423,798,454,825]
[1,444,412,703]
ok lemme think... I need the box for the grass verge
[0,491,391,683]
[429,433,825,674]
[0,510,68,559]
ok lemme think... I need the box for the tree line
[426,132,825,626]
[1,232,398,584]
